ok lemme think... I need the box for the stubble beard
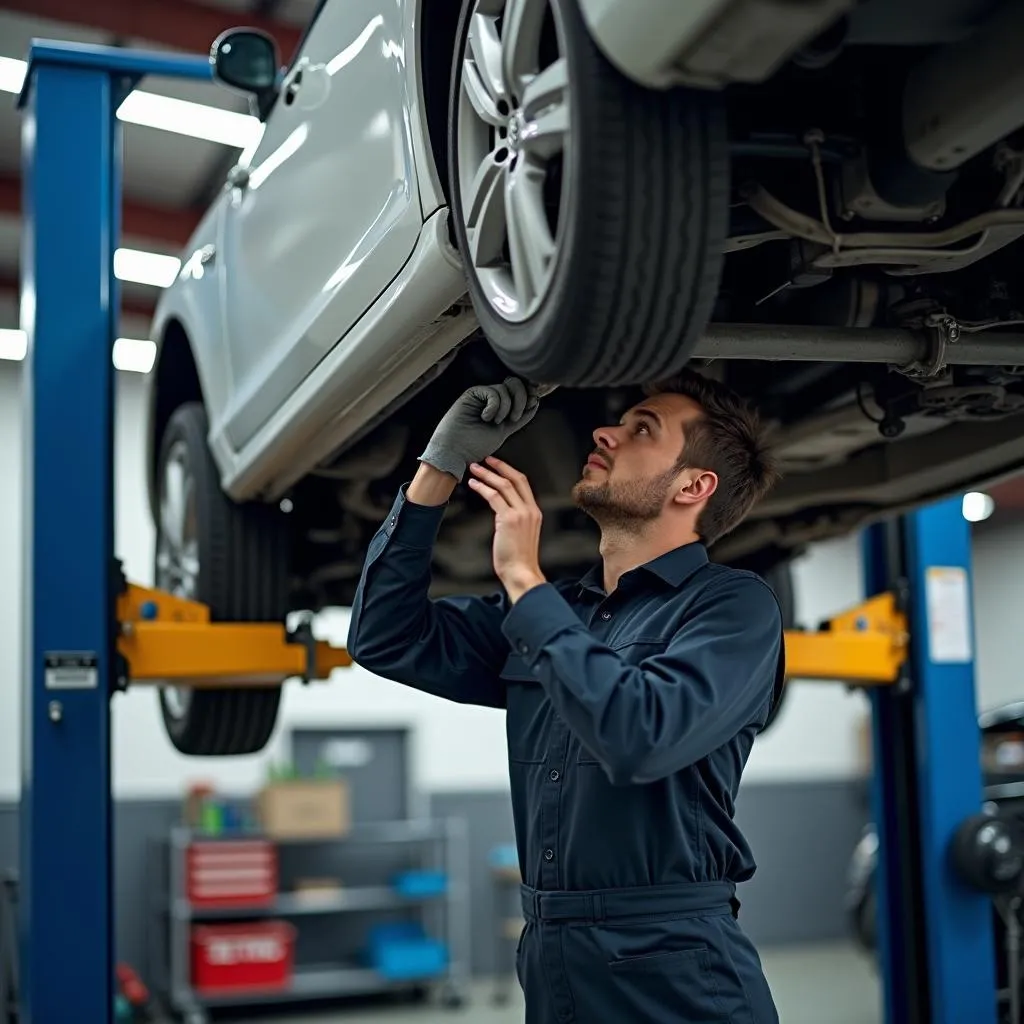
[572,466,678,535]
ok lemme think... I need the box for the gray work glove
[419,377,541,481]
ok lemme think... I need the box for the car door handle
[226,165,250,190]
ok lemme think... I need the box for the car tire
[154,402,289,756]
[447,0,729,387]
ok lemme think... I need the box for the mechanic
[347,371,784,1023]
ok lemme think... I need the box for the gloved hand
[419,377,541,481]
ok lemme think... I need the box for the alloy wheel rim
[155,439,200,721]
[456,0,570,323]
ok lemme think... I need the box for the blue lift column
[17,41,212,1024]
[864,496,996,1024]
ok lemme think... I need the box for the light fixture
[112,338,157,374]
[962,491,995,523]
[0,329,156,374]
[0,327,28,361]
[114,248,181,288]
[116,90,260,149]
[0,56,260,149]
[0,56,25,94]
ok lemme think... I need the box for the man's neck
[598,526,700,593]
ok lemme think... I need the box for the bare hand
[467,457,546,602]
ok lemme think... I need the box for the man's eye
[636,421,650,434]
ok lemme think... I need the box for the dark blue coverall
[348,486,785,1023]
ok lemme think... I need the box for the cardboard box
[257,779,349,840]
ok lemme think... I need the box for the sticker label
[44,651,99,690]
[925,567,973,664]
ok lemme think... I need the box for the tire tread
[157,402,288,757]
[449,0,730,387]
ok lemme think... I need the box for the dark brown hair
[644,370,779,546]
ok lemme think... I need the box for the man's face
[572,392,705,529]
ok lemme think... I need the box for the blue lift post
[864,496,996,1024]
[17,41,212,1024]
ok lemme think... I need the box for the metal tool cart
[487,844,523,1007]
[150,818,471,1024]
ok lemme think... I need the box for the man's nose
[593,425,618,450]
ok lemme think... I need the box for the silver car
[147,0,1024,754]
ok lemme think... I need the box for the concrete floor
[227,942,881,1024]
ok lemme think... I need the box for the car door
[217,0,423,453]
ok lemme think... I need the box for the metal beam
[0,172,200,247]
[2,0,302,62]
[695,323,1024,366]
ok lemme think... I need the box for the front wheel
[447,0,729,387]
[154,402,290,756]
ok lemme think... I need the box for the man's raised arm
[346,379,541,708]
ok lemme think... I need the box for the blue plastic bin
[391,870,448,898]
[366,922,449,981]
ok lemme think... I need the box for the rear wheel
[154,402,289,756]
[447,0,729,387]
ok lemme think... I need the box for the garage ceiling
[0,0,316,337]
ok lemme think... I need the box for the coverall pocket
[502,656,547,764]
[604,944,727,1021]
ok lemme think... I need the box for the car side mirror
[210,29,280,97]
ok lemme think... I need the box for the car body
[147,0,1024,754]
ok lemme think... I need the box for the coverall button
[600,610,611,620]
[518,641,529,655]
[544,848,554,861]
[549,769,560,781]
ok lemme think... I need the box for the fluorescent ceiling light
[115,247,181,288]
[0,327,27,361]
[117,90,260,149]
[962,491,995,523]
[0,329,155,373]
[0,56,25,93]
[0,56,260,149]
[113,337,157,373]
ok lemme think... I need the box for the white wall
[0,362,902,800]
[972,520,1024,712]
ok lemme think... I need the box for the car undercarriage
[283,0,1024,611]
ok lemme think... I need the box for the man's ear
[672,469,718,507]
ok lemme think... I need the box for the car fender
[146,198,234,515]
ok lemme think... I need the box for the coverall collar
[577,540,709,596]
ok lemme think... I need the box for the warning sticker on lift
[924,567,973,664]
[44,652,99,690]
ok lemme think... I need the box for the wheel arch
[416,0,463,211]
[146,317,203,519]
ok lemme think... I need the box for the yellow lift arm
[116,584,352,688]
[116,583,908,690]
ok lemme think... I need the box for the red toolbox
[186,839,277,908]
[191,921,296,993]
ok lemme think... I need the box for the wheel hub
[156,438,199,722]
[507,112,522,150]
[456,0,570,323]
